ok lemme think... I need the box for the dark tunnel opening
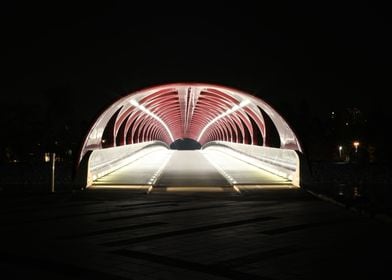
[170,138,202,150]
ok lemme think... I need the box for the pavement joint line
[305,189,346,208]
[97,204,229,222]
[259,218,352,235]
[112,249,274,280]
[101,216,277,247]
[212,246,300,267]
[116,200,182,208]
[59,222,167,240]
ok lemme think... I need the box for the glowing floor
[93,149,290,189]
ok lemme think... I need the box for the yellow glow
[233,185,241,194]
[90,148,298,189]
[147,186,153,194]
[44,153,51,162]
[90,185,151,189]
[90,147,171,185]
[236,184,297,190]
[353,141,360,153]
[166,187,227,192]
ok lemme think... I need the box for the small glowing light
[233,185,241,193]
[44,153,51,162]
[338,145,343,159]
[353,141,360,152]
[130,99,138,106]
[240,99,250,107]
[345,122,349,126]
[147,186,154,194]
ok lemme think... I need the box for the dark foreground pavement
[1,187,391,280]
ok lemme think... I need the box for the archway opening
[170,138,201,150]
[77,83,303,190]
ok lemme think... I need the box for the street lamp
[353,141,360,153]
[338,145,343,159]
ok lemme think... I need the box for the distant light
[345,122,349,126]
[338,145,343,159]
[44,153,51,162]
[353,141,360,152]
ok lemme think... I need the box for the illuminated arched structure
[80,83,301,162]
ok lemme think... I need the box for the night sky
[1,2,391,159]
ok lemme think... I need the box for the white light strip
[146,151,173,194]
[147,150,173,185]
[197,99,250,142]
[130,99,174,142]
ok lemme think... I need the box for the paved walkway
[155,151,229,187]
[93,150,288,188]
[1,188,391,279]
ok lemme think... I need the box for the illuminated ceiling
[80,83,301,161]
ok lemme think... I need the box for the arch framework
[80,83,301,162]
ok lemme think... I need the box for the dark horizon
[1,2,391,162]
[2,5,392,279]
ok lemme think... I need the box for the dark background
[1,1,391,163]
